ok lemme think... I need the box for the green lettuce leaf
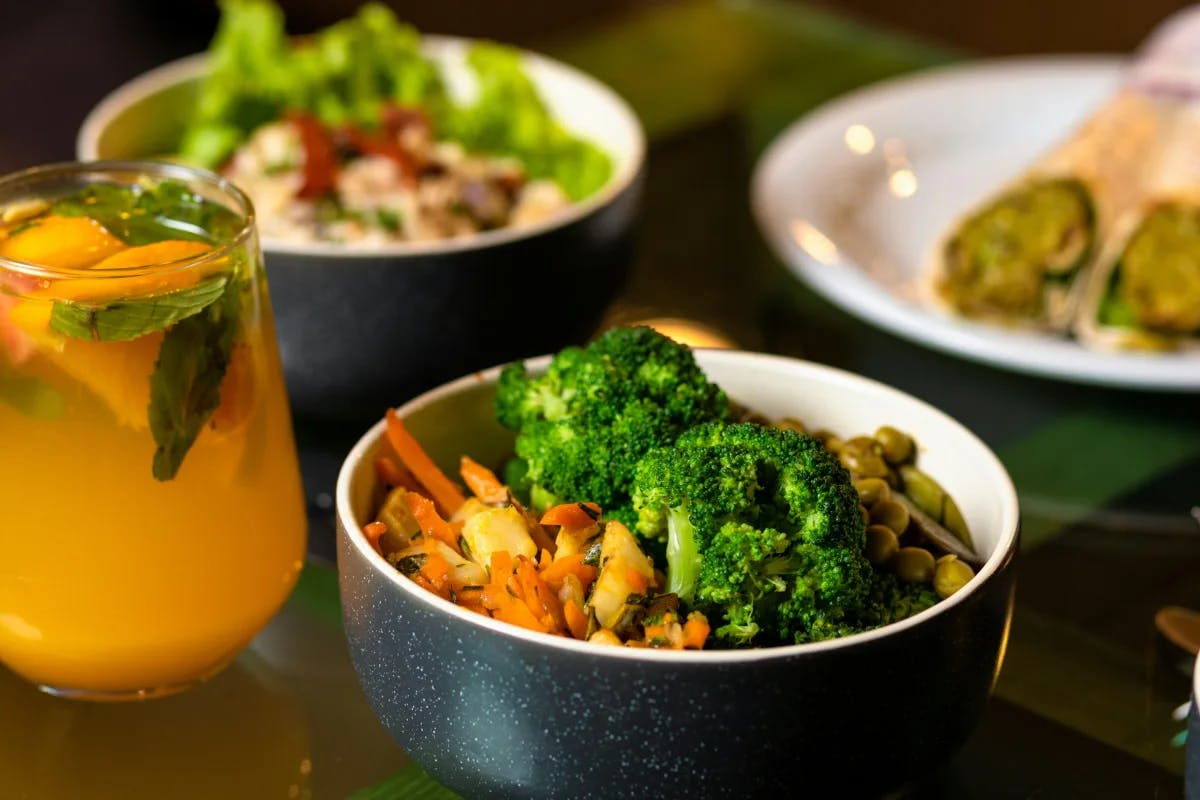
[179,0,612,199]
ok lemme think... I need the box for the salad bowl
[336,349,1020,798]
[78,38,645,422]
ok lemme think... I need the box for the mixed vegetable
[181,1,612,244]
[364,327,981,649]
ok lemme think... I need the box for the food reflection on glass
[362,328,979,649]
[932,7,1200,352]
[0,163,307,699]
[179,1,612,245]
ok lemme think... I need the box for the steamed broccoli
[632,422,875,646]
[494,326,729,524]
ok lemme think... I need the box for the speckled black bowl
[336,351,1020,798]
[77,41,644,423]
[1188,657,1200,798]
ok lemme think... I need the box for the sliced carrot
[460,456,509,504]
[362,521,388,554]
[517,557,566,634]
[625,567,650,596]
[564,600,589,640]
[539,553,598,589]
[405,491,462,553]
[375,455,422,492]
[538,549,553,570]
[385,409,466,517]
[683,613,711,650]
[489,552,514,583]
[490,592,549,633]
[457,586,485,605]
[419,554,453,598]
[540,502,602,530]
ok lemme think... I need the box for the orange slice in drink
[32,241,217,429]
[48,240,213,304]
[209,341,258,436]
[0,215,125,270]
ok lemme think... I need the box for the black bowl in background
[336,350,1021,798]
[77,42,646,423]
[263,189,636,422]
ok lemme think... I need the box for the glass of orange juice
[0,162,307,700]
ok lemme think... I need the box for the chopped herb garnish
[396,554,428,576]
[376,208,402,233]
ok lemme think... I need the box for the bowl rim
[337,348,1020,663]
[76,35,646,260]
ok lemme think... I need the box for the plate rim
[751,54,1200,392]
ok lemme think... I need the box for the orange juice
[0,164,307,698]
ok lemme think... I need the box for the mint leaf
[52,180,242,246]
[0,375,66,420]
[49,276,229,342]
[148,277,242,480]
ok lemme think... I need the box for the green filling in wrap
[941,178,1094,318]
[1116,203,1200,335]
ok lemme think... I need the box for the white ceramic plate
[751,56,1200,391]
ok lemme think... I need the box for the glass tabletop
[3,2,1197,797]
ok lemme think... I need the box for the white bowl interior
[338,349,1019,663]
[76,37,645,257]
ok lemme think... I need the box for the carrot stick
[489,552,514,583]
[490,592,549,633]
[625,567,650,595]
[385,409,466,516]
[539,553,598,588]
[405,491,462,553]
[563,600,589,640]
[363,521,388,554]
[375,455,422,493]
[683,613,711,650]
[517,557,566,634]
[540,502,602,530]
[459,456,509,504]
[419,554,453,598]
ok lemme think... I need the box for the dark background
[1,0,1195,174]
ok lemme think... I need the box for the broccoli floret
[632,422,873,646]
[859,571,939,627]
[493,326,729,522]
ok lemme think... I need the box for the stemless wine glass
[0,162,307,700]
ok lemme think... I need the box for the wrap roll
[1075,107,1200,351]
[930,90,1161,330]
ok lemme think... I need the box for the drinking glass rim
[0,161,256,280]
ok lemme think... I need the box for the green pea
[869,497,910,536]
[933,554,975,598]
[898,465,945,519]
[860,504,870,526]
[865,524,899,566]
[874,426,914,464]
[893,547,936,583]
[814,430,844,455]
[942,496,974,550]
[840,441,889,478]
[854,477,890,506]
